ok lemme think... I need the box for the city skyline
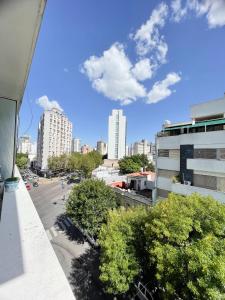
[18,0,225,146]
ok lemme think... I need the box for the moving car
[33,181,39,187]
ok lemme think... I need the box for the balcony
[171,182,225,203]
[0,167,75,299]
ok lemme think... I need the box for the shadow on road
[69,248,113,300]
[55,213,86,244]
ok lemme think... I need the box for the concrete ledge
[0,167,75,300]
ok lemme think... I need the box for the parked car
[33,181,39,187]
[25,183,31,190]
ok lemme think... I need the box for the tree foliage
[47,151,103,177]
[145,193,225,299]
[119,154,155,174]
[16,153,28,169]
[98,206,149,294]
[98,193,225,299]
[66,179,117,237]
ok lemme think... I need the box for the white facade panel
[191,97,225,119]
[157,131,225,150]
[171,183,225,203]
[187,159,225,176]
[157,157,180,171]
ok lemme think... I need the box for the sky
[19,0,225,147]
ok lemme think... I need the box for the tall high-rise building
[97,141,107,155]
[18,135,32,154]
[108,109,126,160]
[72,138,81,153]
[37,108,72,170]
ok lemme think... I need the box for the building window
[158,149,169,157]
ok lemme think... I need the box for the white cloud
[131,2,169,65]
[171,0,225,28]
[131,58,154,81]
[81,43,146,105]
[63,68,69,72]
[171,0,188,22]
[36,95,63,111]
[147,72,181,104]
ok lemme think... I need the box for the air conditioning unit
[184,181,191,186]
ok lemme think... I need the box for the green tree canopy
[99,206,149,295]
[118,157,140,174]
[16,153,28,169]
[118,154,155,174]
[98,193,225,299]
[145,193,225,299]
[66,179,117,237]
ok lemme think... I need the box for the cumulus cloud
[36,95,63,111]
[147,72,181,104]
[171,0,225,28]
[131,2,169,65]
[63,68,69,72]
[81,43,146,105]
[131,58,154,81]
[171,0,188,22]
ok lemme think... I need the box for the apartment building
[97,140,107,155]
[156,96,225,203]
[18,135,32,154]
[37,108,72,170]
[72,138,81,152]
[81,144,92,154]
[108,109,126,160]
[133,139,155,162]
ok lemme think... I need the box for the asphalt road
[29,179,112,300]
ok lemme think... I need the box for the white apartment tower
[97,141,107,155]
[156,95,225,203]
[108,109,126,160]
[72,138,81,153]
[37,108,72,170]
[18,135,32,154]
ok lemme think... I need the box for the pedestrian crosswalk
[45,217,73,241]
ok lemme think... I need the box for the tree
[80,154,96,178]
[146,161,155,172]
[145,193,225,299]
[16,153,28,169]
[98,193,225,299]
[87,150,103,168]
[99,206,149,295]
[66,179,117,237]
[118,157,140,174]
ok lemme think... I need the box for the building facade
[156,96,225,203]
[97,141,107,155]
[108,109,126,160]
[132,139,155,161]
[81,144,92,154]
[37,108,72,170]
[72,138,81,153]
[18,136,32,154]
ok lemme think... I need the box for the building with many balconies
[37,108,72,171]
[156,95,225,203]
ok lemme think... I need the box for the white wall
[191,97,225,119]
[171,182,225,203]
[0,98,17,179]
[187,158,225,176]
[157,131,225,150]
[157,157,180,171]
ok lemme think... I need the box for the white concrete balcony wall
[191,97,225,119]
[157,157,180,171]
[157,176,172,191]
[171,183,225,203]
[157,131,225,150]
[0,167,75,300]
[187,159,225,176]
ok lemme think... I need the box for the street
[29,179,112,300]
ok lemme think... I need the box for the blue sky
[19,0,225,147]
